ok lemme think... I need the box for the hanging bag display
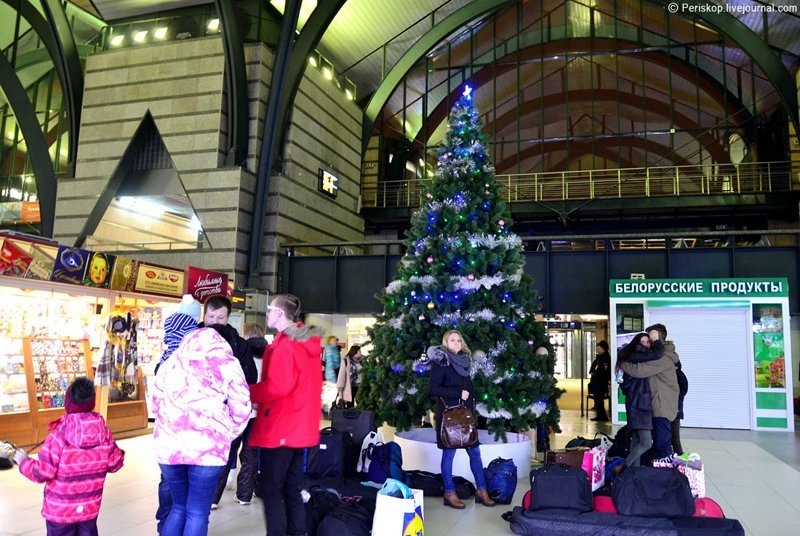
[439,379,478,449]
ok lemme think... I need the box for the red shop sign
[186,266,228,303]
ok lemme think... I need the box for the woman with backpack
[428,330,496,509]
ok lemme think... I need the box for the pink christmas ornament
[498,219,505,227]
[467,274,475,281]
[426,256,434,264]
[419,314,426,321]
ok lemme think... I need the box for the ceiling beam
[41,0,83,175]
[215,0,249,166]
[415,37,752,148]
[0,53,56,237]
[361,0,516,156]
[651,0,798,139]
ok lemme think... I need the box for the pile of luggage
[506,429,745,535]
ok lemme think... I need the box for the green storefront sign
[609,278,788,298]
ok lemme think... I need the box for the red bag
[593,495,616,513]
[692,498,725,518]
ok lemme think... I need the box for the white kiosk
[609,278,793,432]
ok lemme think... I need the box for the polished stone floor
[1,410,798,535]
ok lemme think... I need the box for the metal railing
[361,161,797,209]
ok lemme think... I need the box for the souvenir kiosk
[0,234,229,445]
[609,278,794,432]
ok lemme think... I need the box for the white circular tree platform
[395,428,531,483]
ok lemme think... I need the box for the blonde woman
[428,330,495,509]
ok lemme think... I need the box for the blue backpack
[366,442,404,484]
[483,457,518,504]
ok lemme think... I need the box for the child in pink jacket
[14,377,124,536]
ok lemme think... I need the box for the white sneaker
[211,503,218,510]
[235,498,251,505]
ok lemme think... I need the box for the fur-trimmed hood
[284,322,324,342]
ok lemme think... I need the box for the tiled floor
[1,410,798,535]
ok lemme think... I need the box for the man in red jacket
[249,294,322,536]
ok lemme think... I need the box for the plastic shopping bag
[580,446,606,492]
[372,480,424,536]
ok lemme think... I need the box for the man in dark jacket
[202,295,258,508]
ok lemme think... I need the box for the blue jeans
[159,464,224,536]
[441,446,487,493]
[156,472,172,533]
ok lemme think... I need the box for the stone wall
[54,38,364,292]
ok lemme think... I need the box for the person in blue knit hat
[154,294,200,534]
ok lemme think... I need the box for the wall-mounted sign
[318,169,339,198]
[82,252,115,289]
[610,278,788,298]
[24,243,58,281]
[133,262,184,297]
[51,246,90,285]
[110,257,138,291]
[187,266,228,303]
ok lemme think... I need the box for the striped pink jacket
[19,412,124,523]
[152,327,251,466]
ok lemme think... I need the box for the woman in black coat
[616,332,662,467]
[428,330,495,510]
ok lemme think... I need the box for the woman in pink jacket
[152,327,251,536]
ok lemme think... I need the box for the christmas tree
[358,86,562,438]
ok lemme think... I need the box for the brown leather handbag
[440,397,479,449]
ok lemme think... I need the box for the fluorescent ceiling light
[207,18,220,31]
[322,67,333,80]
[308,56,317,67]
[133,31,148,43]
[110,35,124,46]
[345,89,353,101]
[154,27,168,39]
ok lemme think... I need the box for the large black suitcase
[331,408,376,445]
[306,427,352,479]
[508,506,677,536]
[529,463,593,512]
[673,516,745,536]
[331,409,376,476]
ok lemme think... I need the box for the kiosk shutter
[648,307,752,429]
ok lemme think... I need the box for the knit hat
[179,294,202,322]
[65,377,96,414]
[156,312,200,372]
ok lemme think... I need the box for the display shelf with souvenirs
[28,338,92,410]
[0,337,29,413]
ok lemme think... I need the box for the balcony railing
[361,161,797,209]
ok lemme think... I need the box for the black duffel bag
[612,466,696,518]
[529,463,593,513]
[404,470,444,496]
[317,498,374,536]
[306,427,352,479]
